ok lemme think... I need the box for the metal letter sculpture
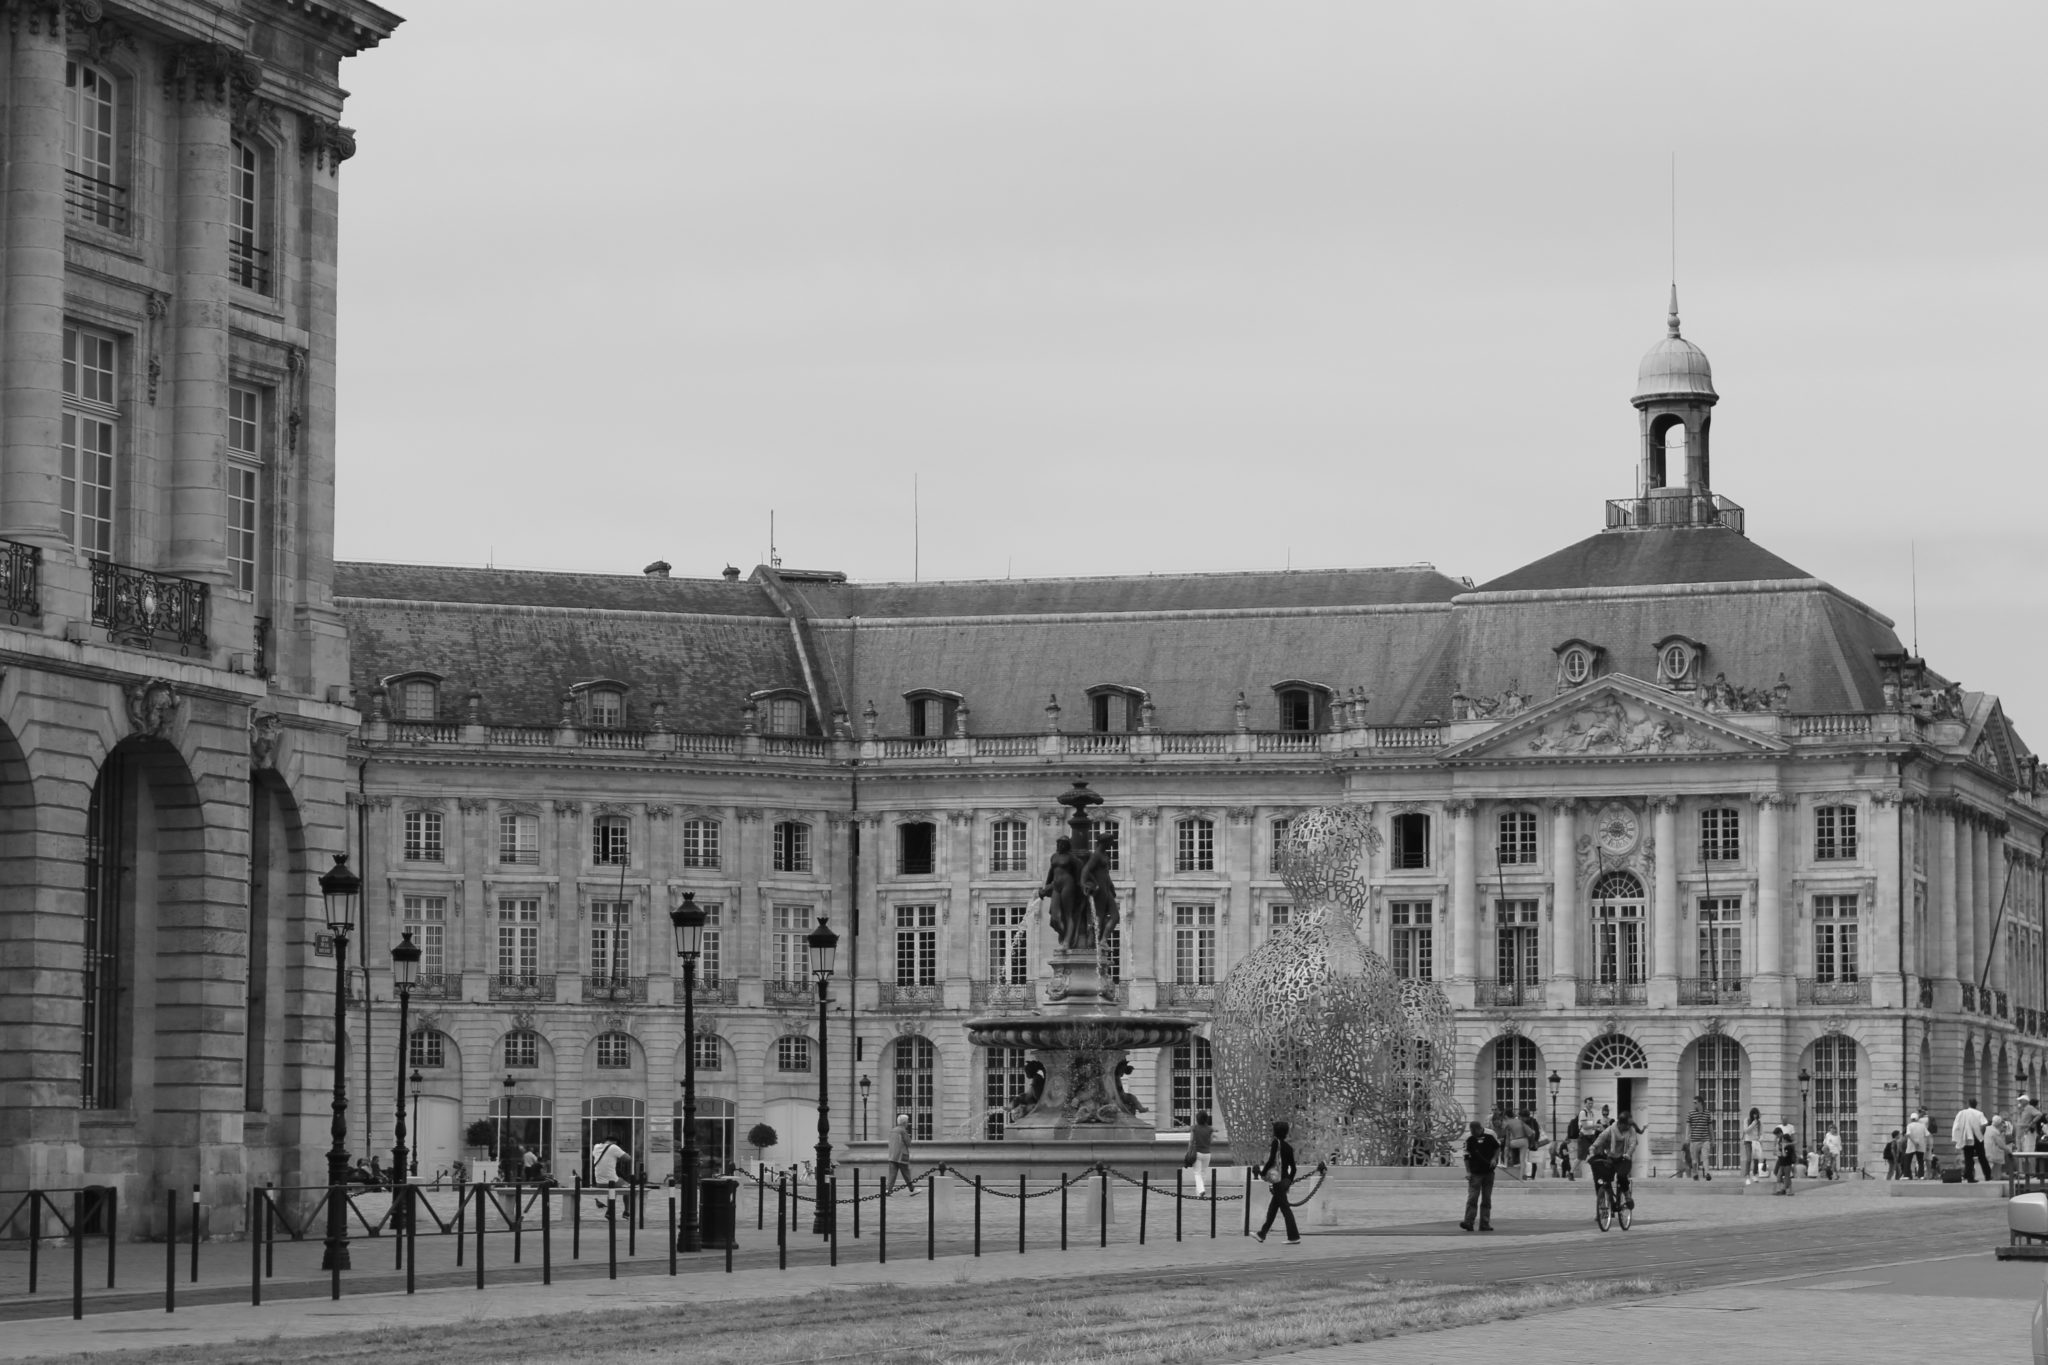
[1213,805,1463,1166]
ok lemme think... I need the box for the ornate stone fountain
[964,780,1196,1139]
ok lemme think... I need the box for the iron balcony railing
[1158,982,1218,1007]
[90,558,208,650]
[875,982,944,1010]
[584,974,647,1004]
[1604,491,1746,534]
[252,615,272,679]
[1576,981,1647,1006]
[969,981,1038,1010]
[487,973,555,1002]
[765,979,813,1006]
[413,973,459,1001]
[679,977,737,1006]
[229,237,272,294]
[0,537,42,618]
[64,170,129,232]
[1679,979,1748,1006]
[1796,977,1871,1006]
[1484,982,1545,1007]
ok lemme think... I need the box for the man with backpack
[590,1135,631,1219]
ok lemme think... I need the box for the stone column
[1754,795,1784,1003]
[1990,839,2012,998]
[1549,801,1576,988]
[1936,803,1960,1002]
[0,5,69,546]
[1979,821,2002,998]
[1129,811,1158,997]
[163,44,253,583]
[1650,798,1680,1005]
[1449,800,1477,1004]
[1872,793,1904,1008]
[1956,808,1977,1000]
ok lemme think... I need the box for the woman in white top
[1904,1111,1933,1179]
[1743,1108,1765,1182]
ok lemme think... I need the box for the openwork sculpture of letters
[1213,805,1464,1166]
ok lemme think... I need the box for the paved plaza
[0,1174,2031,1361]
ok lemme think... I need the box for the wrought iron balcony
[969,981,1038,1010]
[584,974,647,1004]
[252,616,271,679]
[875,982,944,1011]
[1962,984,1978,1013]
[229,237,271,294]
[1158,982,1218,1007]
[678,977,737,1006]
[1796,978,1871,1006]
[1994,990,2010,1019]
[488,973,555,1002]
[90,559,208,651]
[64,170,129,233]
[765,978,814,1006]
[1484,982,1545,1007]
[1576,981,1647,1006]
[412,973,459,1001]
[0,537,41,619]
[1679,979,1748,1006]
[1604,491,1745,534]
[1919,977,1935,1009]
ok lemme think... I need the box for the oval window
[1661,644,1691,681]
[1562,647,1592,685]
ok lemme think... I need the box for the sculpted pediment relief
[1442,677,1789,762]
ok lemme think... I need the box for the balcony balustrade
[584,974,647,1004]
[1483,982,1545,1007]
[765,978,813,1006]
[969,981,1038,1010]
[1576,981,1647,1006]
[1604,491,1745,533]
[414,973,460,1001]
[1678,979,1747,1006]
[91,559,208,651]
[1158,982,1218,1007]
[678,977,738,1006]
[876,982,944,1011]
[1796,978,1871,1006]
[488,973,555,1002]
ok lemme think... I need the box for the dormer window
[1653,636,1703,689]
[1272,681,1333,732]
[1087,685,1146,733]
[751,689,812,736]
[572,679,629,728]
[383,672,445,722]
[1553,641,1603,691]
[904,689,962,738]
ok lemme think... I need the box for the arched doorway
[1578,1032,1651,1175]
[891,1035,938,1141]
[1680,1033,1748,1169]
[1801,1034,1862,1165]
[246,771,308,1121]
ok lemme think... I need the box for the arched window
[1175,817,1215,873]
[775,1036,812,1073]
[592,814,631,866]
[904,690,961,738]
[1578,1033,1649,1072]
[1692,1034,1745,1167]
[64,60,126,231]
[1808,1034,1860,1162]
[754,690,810,736]
[892,1035,937,1140]
[1490,1035,1541,1118]
[594,1032,634,1070]
[1272,683,1331,732]
[1171,1036,1215,1128]
[490,1094,554,1169]
[989,819,1029,875]
[383,673,442,721]
[504,1030,542,1070]
[1554,641,1602,690]
[1086,685,1145,733]
[587,688,623,728]
[1592,871,1646,986]
[408,1029,447,1069]
[984,1045,1029,1139]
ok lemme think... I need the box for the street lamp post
[669,892,707,1252]
[408,1069,424,1177]
[1798,1065,1813,1167]
[390,931,422,1189]
[1547,1071,1561,1176]
[807,916,839,1236]
[500,1074,515,1178]
[859,1074,872,1142]
[318,854,362,1272]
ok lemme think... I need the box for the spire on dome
[1667,283,1681,338]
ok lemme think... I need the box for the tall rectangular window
[771,905,811,984]
[592,815,630,866]
[228,137,269,293]
[984,1045,1029,1140]
[1390,901,1433,980]
[1814,894,1859,982]
[1701,807,1741,862]
[1101,923,1121,983]
[408,1030,444,1069]
[897,821,936,875]
[1173,903,1217,985]
[498,812,538,865]
[987,904,1029,985]
[64,61,123,230]
[1815,805,1858,860]
[1595,901,1645,985]
[697,901,723,982]
[402,896,447,978]
[588,901,630,979]
[1175,818,1214,873]
[773,821,811,873]
[680,818,720,869]
[497,898,539,980]
[1092,820,1121,871]
[61,324,118,558]
[1267,903,1293,938]
[1269,818,1292,873]
[777,1036,811,1072]
[226,384,262,591]
[1494,899,1539,985]
[1495,811,1537,865]
[895,904,938,987]
[403,810,444,862]
[1697,896,1743,984]
[1392,813,1432,869]
[990,820,1028,874]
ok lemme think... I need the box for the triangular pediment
[1442,675,1791,762]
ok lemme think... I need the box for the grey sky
[334,3,2047,727]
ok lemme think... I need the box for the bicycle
[1590,1157,1633,1232]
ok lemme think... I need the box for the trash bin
[698,1176,738,1249]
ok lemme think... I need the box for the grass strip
[26,1271,1670,1365]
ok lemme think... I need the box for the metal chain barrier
[1102,1163,1255,1202]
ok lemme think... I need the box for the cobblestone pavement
[0,1175,2024,1360]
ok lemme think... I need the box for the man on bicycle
[1589,1106,1642,1210]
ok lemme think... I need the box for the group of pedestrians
[1885,1096,2041,1181]
[1465,1101,1643,1230]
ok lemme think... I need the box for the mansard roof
[1474,526,1812,594]
[786,564,1468,619]
[335,562,785,616]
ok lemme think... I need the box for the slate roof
[782,565,1468,620]
[1474,526,1812,594]
[335,563,784,616]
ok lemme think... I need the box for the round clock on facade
[1594,803,1639,854]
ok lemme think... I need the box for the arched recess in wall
[247,770,310,1120]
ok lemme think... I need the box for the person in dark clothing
[1461,1120,1501,1231]
[1254,1120,1300,1244]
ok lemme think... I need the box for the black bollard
[626,1186,636,1260]
[541,1184,552,1286]
[165,1188,176,1312]
[72,1191,85,1321]
[1098,1166,1108,1248]
[104,1187,116,1290]
[1243,1168,1253,1236]
[1209,1171,1217,1239]
[879,1172,888,1264]
[973,1176,981,1257]
[777,1177,787,1271]
[853,1168,860,1240]
[1176,1168,1183,1242]
[572,1177,582,1261]
[1019,1173,1027,1255]
[456,1184,466,1268]
[514,1184,524,1265]
[249,1190,261,1308]
[668,1191,677,1276]
[926,1171,935,1262]
[829,1178,838,1267]
[758,1168,765,1229]
[406,1185,418,1296]
[474,1182,485,1292]
[1140,1171,1149,1245]
[1060,1172,1068,1251]
[28,1190,39,1295]
[607,1194,618,1280]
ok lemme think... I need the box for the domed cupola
[1632,286,1718,495]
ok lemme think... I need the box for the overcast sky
[333,3,2047,729]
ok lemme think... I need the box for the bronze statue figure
[1040,835,1091,950]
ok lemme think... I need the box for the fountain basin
[966,1012,1198,1140]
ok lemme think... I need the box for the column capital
[298,112,358,174]
[1443,798,1477,818]
[1750,792,1787,810]
[1547,797,1577,816]
[164,41,262,108]
[2,1,65,38]
[1649,795,1681,815]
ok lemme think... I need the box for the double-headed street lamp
[807,916,839,1237]
[669,892,707,1252]
[318,854,362,1272]
[408,1069,424,1177]
[390,931,422,1190]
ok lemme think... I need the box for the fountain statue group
[1039,829,1120,952]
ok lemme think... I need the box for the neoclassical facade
[0,0,399,1230]
[339,299,2047,1177]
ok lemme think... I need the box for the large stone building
[0,0,399,1228]
[339,295,2047,1180]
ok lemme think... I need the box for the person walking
[1905,1109,1933,1179]
[1576,1100,1602,1179]
[1986,1113,2013,1183]
[1684,1095,1714,1180]
[589,1135,631,1220]
[1819,1126,1841,1180]
[1461,1119,1502,1232]
[1521,1105,1543,1180]
[1189,1110,1215,1196]
[884,1113,917,1195]
[1953,1099,1992,1182]
[1253,1120,1301,1245]
[1562,1108,1583,1180]
[1743,1107,1766,1183]
[1884,1130,1903,1180]
[1772,1124,1799,1194]
[2017,1094,2043,1155]
[1503,1107,1529,1180]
